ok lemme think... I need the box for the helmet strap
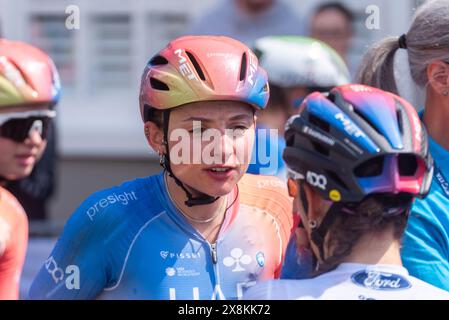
[161,110,220,207]
[309,202,344,263]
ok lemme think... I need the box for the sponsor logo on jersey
[86,191,138,221]
[166,267,176,277]
[256,252,265,267]
[165,266,200,278]
[160,251,201,260]
[223,248,252,272]
[351,270,412,291]
[44,256,80,290]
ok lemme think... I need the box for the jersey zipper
[210,243,218,264]
[208,241,224,299]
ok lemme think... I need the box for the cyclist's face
[0,123,47,180]
[167,101,256,196]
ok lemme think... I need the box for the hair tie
[398,34,407,49]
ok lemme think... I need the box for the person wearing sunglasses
[0,39,60,299]
[244,84,449,299]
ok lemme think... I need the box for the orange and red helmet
[139,35,269,120]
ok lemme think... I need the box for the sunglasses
[0,110,56,143]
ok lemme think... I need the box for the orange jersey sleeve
[0,187,28,300]
[237,174,294,278]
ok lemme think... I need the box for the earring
[144,127,150,138]
[308,220,317,229]
[159,152,165,166]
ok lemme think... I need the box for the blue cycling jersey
[402,134,449,291]
[247,125,287,180]
[29,172,294,299]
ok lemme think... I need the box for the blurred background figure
[308,2,355,76]
[189,0,303,46]
[5,128,57,221]
[1,13,58,223]
[0,38,60,299]
[249,35,350,180]
[254,36,350,120]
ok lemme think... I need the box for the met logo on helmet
[348,85,372,93]
[174,49,199,82]
[247,52,258,86]
[410,112,422,145]
[335,113,365,138]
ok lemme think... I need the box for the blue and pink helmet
[283,84,433,204]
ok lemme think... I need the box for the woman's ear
[303,183,331,226]
[427,60,449,96]
[144,122,165,155]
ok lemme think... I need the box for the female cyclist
[356,0,449,291]
[245,84,449,299]
[0,39,60,299]
[29,35,295,300]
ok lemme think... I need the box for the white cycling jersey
[244,263,449,300]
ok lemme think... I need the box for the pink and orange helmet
[139,35,269,120]
[0,39,61,109]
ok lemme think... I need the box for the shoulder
[238,174,291,210]
[0,187,27,225]
[407,275,449,299]
[0,187,28,257]
[245,278,322,300]
[238,174,293,233]
[64,174,163,236]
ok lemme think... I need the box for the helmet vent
[185,51,206,81]
[398,154,418,176]
[353,108,382,135]
[239,52,247,81]
[309,114,330,132]
[149,55,168,66]
[285,132,295,147]
[354,156,384,177]
[311,141,330,157]
[396,108,404,135]
[150,77,169,91]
